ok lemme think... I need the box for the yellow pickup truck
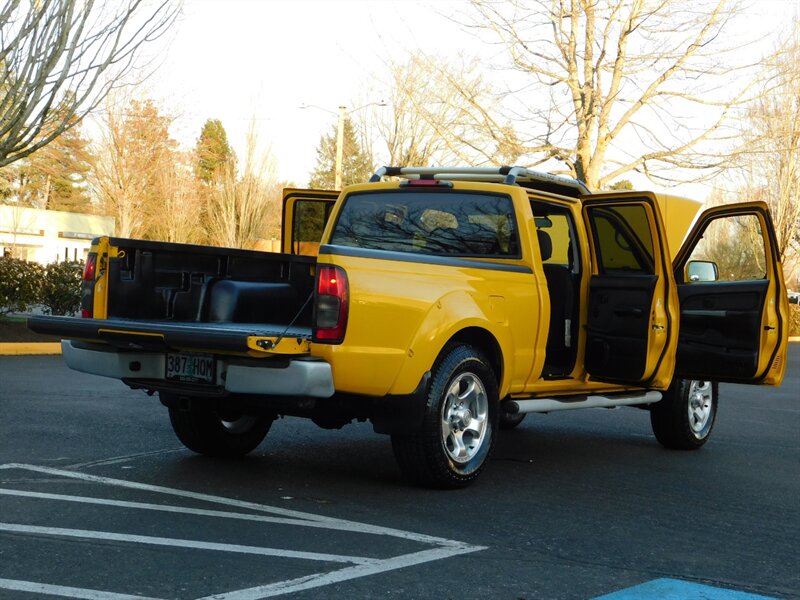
[29,166,789,488]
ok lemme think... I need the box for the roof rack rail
[369,166,591,197]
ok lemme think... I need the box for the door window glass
[292,200,333,256]
[586,204,655,274]
[684,213,766,281]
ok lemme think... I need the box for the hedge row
[0,256,83,316]
[790,304,800,337]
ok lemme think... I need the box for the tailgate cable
[256,292,313,351]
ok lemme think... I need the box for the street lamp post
[300,101,386,189]
[335,106,346,190]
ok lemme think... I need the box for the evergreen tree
[196,119,234,184]
[0,114,93,212]
[308,117,373,190]
[607,179,634,191]
[0,168,14,202]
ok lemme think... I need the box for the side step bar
[506,391,662,414]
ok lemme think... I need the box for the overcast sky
[144,0,795,194]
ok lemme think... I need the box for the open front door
[581,193,679,388]
[282,188,339,255]
[672,201,788,385]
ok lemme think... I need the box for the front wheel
[650,379,718,450]
[391,344,498,489]
[164,394,273,457]
[499,408,526,430]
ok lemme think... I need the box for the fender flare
[386,290,513,397]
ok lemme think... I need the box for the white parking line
[196,547,483,600]
[0,523,375,564]
[0,578,159,600]
[0,488,382,531]
[0,463,487,599]
[0,463,461,544]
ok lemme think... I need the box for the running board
[506,391,662,414]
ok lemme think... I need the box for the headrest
[537,229,552,261]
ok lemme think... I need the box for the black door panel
[676,280,767,380]
[585,275,657,380]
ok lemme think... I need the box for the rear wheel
[164,394,273,457]
[391,344,498,488]
[650,379,718,450]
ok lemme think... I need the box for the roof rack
[369,166,591,197]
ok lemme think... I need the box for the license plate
[165,353,215,383]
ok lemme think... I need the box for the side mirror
[687,260,718,282]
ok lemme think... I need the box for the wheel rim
[440,372,489,464]
[220,415,258,434]
[687,380,714,437]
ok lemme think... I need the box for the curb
[0,342,62,355]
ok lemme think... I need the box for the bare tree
[146,151,205,244]
[410,0,760,189]
[0,203,37,259]
[205,123,280,249]
[376,53,521,167]
[0,0,179,168]
[91,96,177,239]
[733,18,799,277]
[365,55,481,167]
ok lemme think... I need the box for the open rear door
[282,188,339,255]
[672,201,789,385]
[581,193,679,389]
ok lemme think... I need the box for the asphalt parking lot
[0,347,798,599]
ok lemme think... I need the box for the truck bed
[27,237,318,355]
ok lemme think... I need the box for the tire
[165,394,273,457]
[391,344,498,489]
[650,379,718,450]
[499,409,526,430]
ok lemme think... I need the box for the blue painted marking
[594,578,777,600]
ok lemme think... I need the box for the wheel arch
[445,326,504,390]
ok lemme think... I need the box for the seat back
[537,229,576,374]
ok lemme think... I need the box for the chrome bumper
[61,340,335,398]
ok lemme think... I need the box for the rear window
[330,191,520,257]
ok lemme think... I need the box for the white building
[0,205,115,264]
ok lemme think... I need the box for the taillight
[81,253,97,318]
[313,265,349,343]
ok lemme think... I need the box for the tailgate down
[28,316,312,355]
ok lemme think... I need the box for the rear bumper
[61,340,335,398]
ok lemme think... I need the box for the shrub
[0,256,43,314]
[789,304,800,337]
[41,261,83,316]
